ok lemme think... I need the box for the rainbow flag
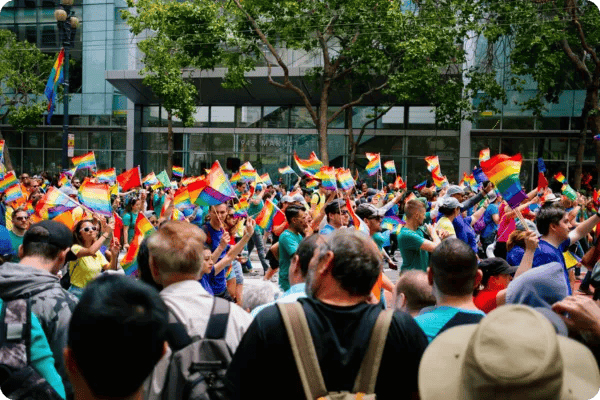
[230,172,241,183]
[181,176,203,186]
[306,179,319,189]
[345,198,370,235]
[5,184,24,205]
[172,208,186,221]
[424,156,439,172]
[0,171,18,193]
[72,152,96,170]
[0,140,4,165]
[278,166,295,175]
[120,212,156,275]
[316,167,337,190]
[554,172,566,183]
[95,168,116,184]
[260,173,273,186]
[479,148,490,164]
[384,160,396,174]
[35,187,79,220]
[240,168,257,182]
[240,161,254,172]
[78,181,112,217]
[173,187,194,210]
[233,199,249,217]
[156,171,171,188]
[336,168,355,190]
[44,48,64,124]
[431,166,447,188]
[381,215,403,231]
[594,188,599,205]
[561,184,577,201]
[393,176,406,189]
[255,199,284,232]
[172,166,184,178]
[414,180,427,190]
[195,161,236,206]
[365,153,381,176]
[294,151,323,177]
[480,153,528,208]
[187,178,207,204]
[142,172,159,187]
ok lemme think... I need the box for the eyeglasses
[14,216,29,221]
[369,216,383,221]
[80,226,98,232]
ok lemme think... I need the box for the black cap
[478,257,517,277]
[324,199,346,215]
[24,220,73,250]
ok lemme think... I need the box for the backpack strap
[277,302,327,400]
[352,309,394,394]
[0,298,32,368]
[204,297,230,340]
[165,309,193,352]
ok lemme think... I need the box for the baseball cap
[291,194,305,203]
[478,257,517,276]
[440,196,461,209]
[418,305,600,400]
[23,220,73,250]
[0,225,15,258]
[280,195,293,204]
[355,203,384,220]
[324,199,346,215]
[446,185,464,197]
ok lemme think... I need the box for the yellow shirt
[435,216,456,237]
[311,192,326,215]
[69,244,108,288]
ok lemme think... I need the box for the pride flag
[414,180,427,190]
[195,161,236,206]
[156,171,171,189]
[384,160,396,174]
[294,151,323,177]
[255,199,284,232]
[187,178,207,204]
[95,168,116,184]
[0,140,4,165]
[554,172,566,183]
[172,166,184,178]
[393,176,406,190]
[594,188,599,205]
[345,198,370,235]
[260,173,273,186]
[316,167,337,190]
[306,179,319,189]
[479,148,490,164]
[35,187,79,219]
[431,166,447,188]
[381,215,403,231]
[365,153,381,176]
[0,171,18,193]
[44,49,64,124]
[142,172,159,187]
[278,166,295,175]
[480,154,528,208]
[78,181,112,217]
[240,168,257,182]
[336,168,355,190]
[72,152,96,171]
[117,166,142,191]
[230,172,241,183]
[424,156,439,172]
[233,199,249,217]
[173,187,194,210]
[5,184,24,205]
[120,212,156,276]
[562,184,577,201]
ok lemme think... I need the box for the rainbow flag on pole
[120,212,156,275]
[278,166,295,175]
[142,172,159,187]
[554,172,567,183]
[5,184,24,205]
[230,172,241,183]
[0,171,18,193]
[480,153,528,208]
[294,151,323,177]
[172,166,184,178]
[255,199,285,232]
[316,167,337,190]
[173,187,194,210]
[35,187,80,219]
[233,199,249,217]
[44,48,64,124]
[384,160,396,174]
[345,198,370,235]
[393,176,406,189]
[195,161,236,206]
[336,168,355,190]
[424,156,439,172]
[78,181,112,217]
[306,179,319,189]
[414,180,428,190]
[365,153,381,176]
[479,148,490,164]
[431,166,447,188]
[72,152,96,171]
[95,168,116,184]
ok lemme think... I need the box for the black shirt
[226,297,428,400]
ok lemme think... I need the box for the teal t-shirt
[372,232,386,251]
[415,306,485,342]
[397,227,428,272]
[153,193,165,214]
[248,199,265,234]
[122,211,139,242]
[8,230,23,262]
[278,229,303,291]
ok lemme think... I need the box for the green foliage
[0,29,53,130]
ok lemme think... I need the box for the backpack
[161,297,232,400]
[0,298,63,400]
[278,302,393,400]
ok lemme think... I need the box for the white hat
[418,305,600,400]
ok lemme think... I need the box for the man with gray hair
[393,270,436,316]
[226,229,428,400]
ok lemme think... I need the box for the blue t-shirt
[319,224,335,235]
[506,246,525,267]
[481,203,499,239]
[415,306,485,342]
[452,215,477,253]
[202,223,230,295]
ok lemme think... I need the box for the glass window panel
[290,106,316,128]
[192,107,209,128]
[15,8,36,24]
[406,136,437,157]
[95,150,111,170]
[40,24,56,47]
[45,132,62,148]
[356,135,403,156]
[327,107,345,129]
[405,157,433,189]
[161,108,184,128]
[237,134,289,154]
[408,106,436,129]
[236,106,262,128]
[3,131,22,148]
[0,9,14,25]
[74,132,87,149]
[470,137,500,158]
[208,133,234,153]
[142,107,160,127]
[263,106,289,128]
[24,132,43,148]
[502,117,534,130]
[143,132,167,150]
[190,133,209,151]
[539,137,569,161]
[544,161,569,190]
[90,115,111,126]
[473,116,501,130]
[143,152,185,174]
[327,135,346,166]
[537,117,570,131]
[351,106,374,130]
[501,138,535,159]
[379,107,404,129]
[210,106,235,128]
[569,138,596,162]
[112,152,126,173]
[291,135,318,157]
[188,152,210,176]
[44,150,62,174]
[519,160,534,191]
[7,149,21,174]
[435,136,460,158]
[23,150,43,175]
[111,132,126,151]
[89,132,110,150]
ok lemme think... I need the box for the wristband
[596,212,600,219]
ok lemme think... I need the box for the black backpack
[0,298,63,400]
[160,297,232,400]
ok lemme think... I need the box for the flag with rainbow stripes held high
[255,199,285,232]
[554,172,567,184]
[306,179,319,189]
[480,153,528,208]
[365,153,381,176]
[316,167,337,190]
[142,172,159,187]
[172,166,184,178]
[336,168,355,190]
[414,180,427,190]
[278,166,295,175]
[195,161,236,206]
[294,151,323,177]
[45,48,64,124]
[5,184,24,205]
[384,160,396,174]
[424,155,439,172]
[35,187,80,220]
[233,199,249,218]
[120,212,156,276]
[173,187,194,210]
[77,181,112,217]
[0,171,18,193]
[72,152,96,171]
[260,173,273,186]
[95,168,116,184]
[479,148,490,164]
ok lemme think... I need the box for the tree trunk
[318,82,330,166]
[347,106,355,172]
[574,128,585,190]
[167,111,173,179]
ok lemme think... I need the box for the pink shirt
[497,203,516,243]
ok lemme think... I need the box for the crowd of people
[0,167,600,399]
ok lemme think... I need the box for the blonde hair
[147,221,207,277]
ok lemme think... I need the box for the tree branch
[327,81,388,124]
[356,106,394,147]
[560,38,591,84]
[566,1,599,67]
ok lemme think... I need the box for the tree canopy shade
[0,29,53,170]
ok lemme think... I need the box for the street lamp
[55,0,78,170]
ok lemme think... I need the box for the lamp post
[54,0,78,170]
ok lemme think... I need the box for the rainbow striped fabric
[316,167,337,190]
[336,168,355,190]
[255,199,284,232]
[172,166,184,178]
[294,151,323,177]
[479,148,490,164]
[95,168,116,184]
[142,172,159,187]
[72,152,96,170]
[431,166,447,188]
[5,184,24,205]
[78,181,112,217]
[240,168,257,182]
[44,48,64,124]
[230,172,241,183]
[278,166,295,175]
[0,171,18,193]
[195,161,236,206]
[554,172,566,183]
[365,153,381,176]
[35,187,79,219]
[260,173,273,186]
[173,187,194,210]
[384,160,396,174]
[233,199,249,217]
[306,179,319,189]
[413,180,427,190]
[0,140,4,164]
[480,153,527,208]
[393,176,406,189]
[424,156,439,172]
[120,212,156,275]
[345,198,370,235]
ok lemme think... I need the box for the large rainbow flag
[294,151,323,177]
[120,212,155,275]
[72,152,96,171]
[316,167,337,190]
[95,168,116,184]
[195,161,236,206]
[480,153,527,208]
[365,153,381,176]
[173,187,194,210]
[78,181,112,217]
[44,49,64,124]
[255,199,285,232]
[35,187,80,219]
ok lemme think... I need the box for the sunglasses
[14,216,29,221]
[80,226,98,233]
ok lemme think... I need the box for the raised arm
[213,219,256,275]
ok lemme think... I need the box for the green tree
[0,29,53,171]
[480,0,600,189]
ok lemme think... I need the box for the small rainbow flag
[365,153,381,176]
[316,167,337,190]
[0,171,18,193]
[413,180,427,190]
[431,166,447,188]
[554,172,566,183]
[72,152,96,171]
[5,184,24,205]
[120,212,156,275]
[424,156,439,172]
[479,148,490,164]
[306,179,319,189]
[230,172,241,183]
[95,168,116,184]
[336,168,355,190]
[294,151,323,177]
[278,166,295,175]
[381,215,403,231]
[384,160,396,174]
[0,140,5,164]
[393,176,406,190]
[35,187,79,220]
[142,172,159,187]
[255,199,285,232]
[78,181,112,217]
[480,153,528,208]
[345,198,370,235]
[260,173,273,186]
[233,199,249,217]
[172,166,184,178]
[173,187,194,210]
[240,168,257,182]
[195,161,236,206]
[44,49,64,124]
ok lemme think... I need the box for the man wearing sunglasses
[9,207,30,263]
[319,199,348,235]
